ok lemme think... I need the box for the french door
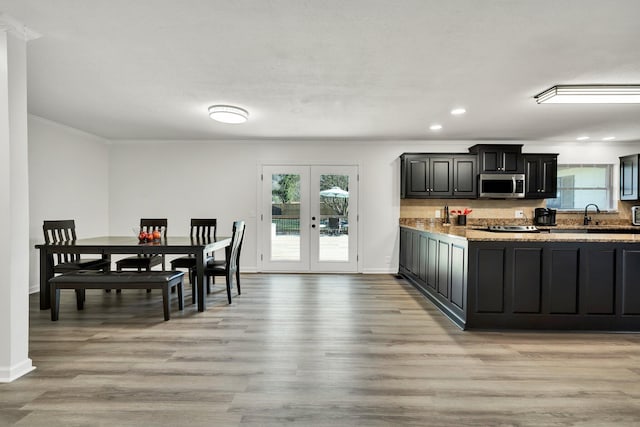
[261,165,358,272]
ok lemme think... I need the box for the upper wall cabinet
[523,154,558,199]
[620,154,640,200]
[469,144,524,174]
[401,153,476,199]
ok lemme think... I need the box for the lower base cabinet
[399,226,640,331]
[399,227,467,328]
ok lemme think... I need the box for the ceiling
[1,0,640,142]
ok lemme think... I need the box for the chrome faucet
[583,203,600,225]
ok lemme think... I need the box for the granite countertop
[401,223,640,242]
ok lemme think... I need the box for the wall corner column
[0,14,40,382]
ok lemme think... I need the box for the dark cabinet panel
[430,157,453,197]
[418,234,428,282]
[583,249,615,314]
[410,230,420,275]
[450,243,466,309]
[403,155,429,197]
[453,156,477,198]
[524,154,558,199]
[437,241,450,298]
[469,144,524,174]
[621,249,640,314]
[548,249,579,314]
[512,248,542,313]
[475,248,505,313]
[620,154,640,201]
[426,237,438,290]
[502,151,521,173]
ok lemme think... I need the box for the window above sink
[546,164,615,212]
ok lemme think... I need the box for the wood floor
[2,274,640,426]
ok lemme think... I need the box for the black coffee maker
[534,208,557,226]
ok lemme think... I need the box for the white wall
[107,139,640,274]
[28,115,110,291]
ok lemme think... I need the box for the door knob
[312,224,316,228]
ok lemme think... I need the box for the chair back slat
[140,218,167,237]
[190,218,217,240]
[43,220,79,264]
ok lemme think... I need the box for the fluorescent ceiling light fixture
[576,136,590,141]
[535,85,640,104]
[429,124,443,130]
[450,108,466,115]
[602,136,616,141]
[208,105,249,124]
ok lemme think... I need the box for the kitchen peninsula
[399,223,640,331]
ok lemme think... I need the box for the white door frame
[258,163,359,273]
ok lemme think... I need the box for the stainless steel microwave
[478,174,526,198]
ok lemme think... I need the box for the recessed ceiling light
[429,124,443,131]
[535,85,640,103]
[208,105,249,124]
[451,108,466,115]
[602,136,616,141]
[576,136,590,141]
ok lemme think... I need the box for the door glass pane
[319,174,349,262]
[271,174,301,261]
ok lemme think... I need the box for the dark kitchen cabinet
[523,154,558,199]
[398,226,467,328]
[401,154,452,198]
[400,154,476,199]
[452,155,477,198]
[620,154,640,200]
[401,226,640,331]
[469,144,524,174]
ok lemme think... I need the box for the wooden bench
[49,270,185,321]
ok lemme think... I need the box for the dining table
[35,235,232,312]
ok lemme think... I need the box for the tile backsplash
[401,199,637,227]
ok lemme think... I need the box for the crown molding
[0,13,40,41]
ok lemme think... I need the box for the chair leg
[146,266,152,293]
[116,264,122,293]
[190,269,196,304]
[236,270,241,295]
[50,286,60,321]
[161,286,170,321]
[177,281,184,310]
[75,289,85,310]
[226,273,232,304]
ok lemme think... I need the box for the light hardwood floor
[2,274,640,426]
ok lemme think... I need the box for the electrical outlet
[515,210,524,218]
[435,210,441,218]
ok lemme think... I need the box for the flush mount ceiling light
[576,136,590,141]
[429,124,443,131]
[450,108,466,115]
[208,105,249,124]
[535,85,640,104]
[602,136,616,141]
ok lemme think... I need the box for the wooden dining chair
[116,218,168,272]
[198,220,245,304]
[43,220,111,306]
[43,220,111,273]
[170,218,217,303]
